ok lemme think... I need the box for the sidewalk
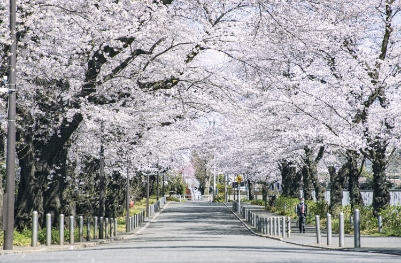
[227,203,401,256]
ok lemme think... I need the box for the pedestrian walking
[296,198,307,233]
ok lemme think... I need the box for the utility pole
[99,122,105,218]
[3,0,17,250]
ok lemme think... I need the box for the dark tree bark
[347,150,364,209]
[279,160,298,198]
[302,165,313,200]
[279,160,290,197]
[105,171,125,219]
[262,181,268,207]
[367,141,391,216]
[247,178,254,201]
[328,164,348,213]
[15,111,83,229]
[293,169,302,198]
[302,146,325,201]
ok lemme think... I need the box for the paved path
[1,202,401,262]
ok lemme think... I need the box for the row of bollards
[243,208,291,238]
[31,211,145,247]
[315,210,360,248]
[239,204,365,249]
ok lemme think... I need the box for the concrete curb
[0,202,170,256]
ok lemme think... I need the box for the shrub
[250,199,265,206]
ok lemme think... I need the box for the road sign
[236,175,243,183]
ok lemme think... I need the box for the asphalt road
[2,202,400,263]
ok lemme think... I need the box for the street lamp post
[156,169,159,201]
[3,0,17,250]
[162,172,165,197]
[126,162,130,232]
[146,171,150,217]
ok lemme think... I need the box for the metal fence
[309,190,401,206]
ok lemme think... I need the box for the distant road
[3,202,400,262]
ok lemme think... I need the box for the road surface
[2,202,399,262]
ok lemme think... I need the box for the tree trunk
[262,181,268,207]
[291,168,302,198]
[15,112,82,229]
[347,150,363,209]
[279,160,298,198]
[303,146,325,201]
[247,179,254,200]
[328,164,348,214]
[279,161,290,197]
[302,165,313,200]
[369,142,390,216]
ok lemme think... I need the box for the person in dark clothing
[296,198,307,233]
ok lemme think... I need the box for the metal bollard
[94,216,98,239]
[134,214,137,228]
[327,213,332,245]
[131,216,134,231]
[269,217,273,235]
[282,216,286,238]
[110,218,114,238]
[339,212,344,247]
[69,216,74,244]
[105,218,109,238]
[32,211,38,247]
[59,214,64,245]
[354,209,360,248]
[99,217,104,239]
[287,217,291,238]
[265,218,268,234]
[277,217,281,236]
[114,217,118,237]
[315,215,321,244]
[46,213,52,246]
[274,217,277,236]
[378,215,382,233]
[128,216,132,232]
[79,216,84,242]
[87,217,91,241]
